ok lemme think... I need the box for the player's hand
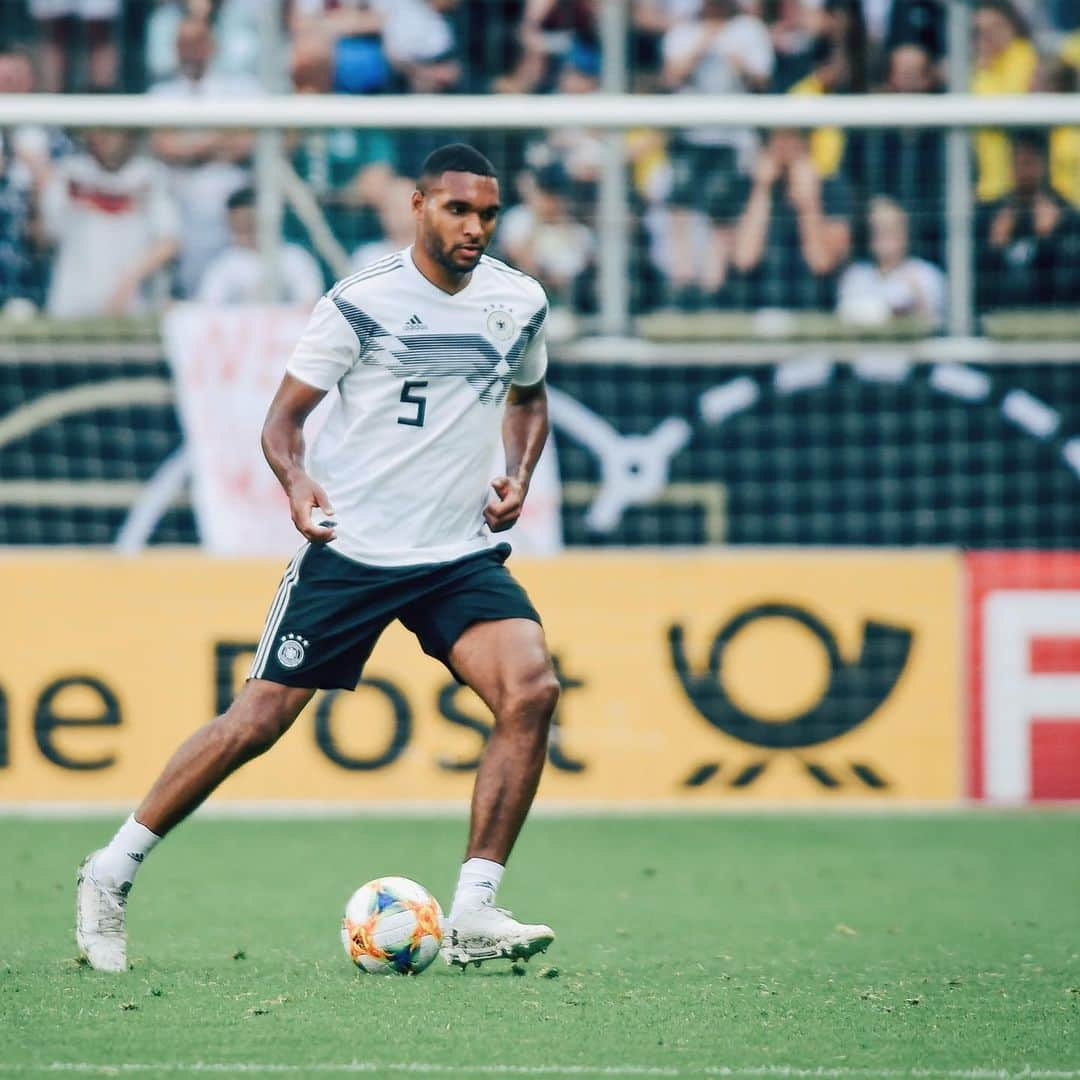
[287,474,337,544]
[484,475,527,533]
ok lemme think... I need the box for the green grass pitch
[2,814,1079,1078]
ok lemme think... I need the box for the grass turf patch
[1,814,1078,1076]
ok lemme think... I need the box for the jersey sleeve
[512,303,549,388]
[286,294,360,390]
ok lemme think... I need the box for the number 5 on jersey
[398,380,428,427]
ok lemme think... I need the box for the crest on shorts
[484,305,516,342]
[277,633,310,669]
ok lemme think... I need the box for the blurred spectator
[1047,36,1080,207]
[0,136,40,311]
[971,0,1038,203]
[287,31,397,255]
[976,128,1080,310]
[453,0,528,92]
[0,48,62,196]
[498,162,595,310]
[381,0,461,93]
[290,0,390,94]
[42,128,180,317]
[631,0,703,87]
[764,0,816,92]
[494,0,599,93]
[29,0,120,92]
[805,0,867,94]
[837,196,945,328]
[880,0,945,69]
[196,187,324,305]
[731,127,852,309]
[853,42,944,262]
[147,0,265,85]
[351,176,417,270]
[149,18,260,297]
[661,0,774,308]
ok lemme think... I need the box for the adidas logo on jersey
[403,313,428,331]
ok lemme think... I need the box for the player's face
[414,171,501,275]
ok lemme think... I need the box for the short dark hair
[418,143,497,190]
[1012,127,1049,157]
[227,186,256,212]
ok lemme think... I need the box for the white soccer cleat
[75,851,130,973]
[442,904,555,968]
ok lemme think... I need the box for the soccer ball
[341,876,445,974]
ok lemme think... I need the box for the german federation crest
[485,305,516,342]
[277,633,309,669]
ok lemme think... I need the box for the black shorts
[248,542,541,691]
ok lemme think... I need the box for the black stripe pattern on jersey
[331,296,547,405]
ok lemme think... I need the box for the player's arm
[261,373,337,544]
[486,379,549,534]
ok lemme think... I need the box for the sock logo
[127,852,145,863]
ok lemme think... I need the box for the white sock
[450,858,504,917]
[91,814,161,889]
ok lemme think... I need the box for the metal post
[255,0,284,302]
[598,0,629,337]
[946,1,973,338]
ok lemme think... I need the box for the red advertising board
[968,553,1080,802]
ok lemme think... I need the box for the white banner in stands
[162,303,562,557]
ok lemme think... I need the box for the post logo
[669,602,912,789]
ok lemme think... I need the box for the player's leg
[134,680,316,835]
[76,680,314,972]
[443,617,560,966]
[76,542,387,972]
[450,617,559,865]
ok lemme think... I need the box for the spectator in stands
[785,0,867,183]
[0,48,61,197]
[0,135,40,312]
[287,30,397,255]
[147,0,265,85]
[29,0,119,92]
[631,0,703,88]
[1046,38,1080,207]
[42,127,180,318]
[351,176,417,269]
[854,41,944,262]
[971,0,1038,203]
[150,18,261,298]
[453,0,528,92]
[764,0,816,92]
[731,127,852,310]
[878,0,945,76]
[837,196,945,328]
[196,187,324,305]
[498,162,595,311]
[289,0,391,94]
[381,0,462,93]
[494,0,599,93]
[661,0,774,309]
[976,128,1080,310]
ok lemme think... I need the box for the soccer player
[76,144,559,972]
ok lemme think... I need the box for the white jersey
[286,246,549,567]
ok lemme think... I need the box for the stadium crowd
[0,0,1076,326]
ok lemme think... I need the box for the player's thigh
[248,543,395,691]
[449,618,557,719]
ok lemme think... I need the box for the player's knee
[503,669,560,727]
[221,685,307,759]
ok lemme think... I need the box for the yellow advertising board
[0,551,961,805]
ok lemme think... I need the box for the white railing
[4,90,1077,338]
[0,92,1077,129]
